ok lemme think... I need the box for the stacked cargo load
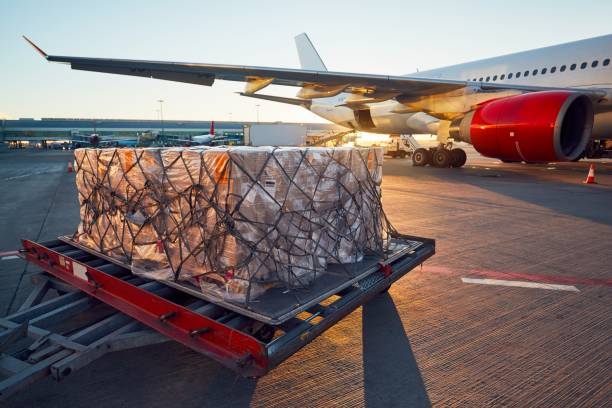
[73,146,388,305]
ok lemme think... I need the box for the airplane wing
[24,36,607,100]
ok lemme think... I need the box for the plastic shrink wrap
[74,146,386,305]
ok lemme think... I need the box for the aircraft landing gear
[412,148,430,166]
[412,144,467,168]
[450,148,467,167]
[432,149,452,167]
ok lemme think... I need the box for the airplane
[23,33,612,167]
[155,120,217,146]
[190,120,217,144]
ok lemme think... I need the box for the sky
[1,0,611,123]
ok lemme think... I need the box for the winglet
[294,33,327,71]
[22,35,48,59]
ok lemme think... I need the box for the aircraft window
[541,68,547,74]
[493,75,498,81]
[532,69,538,75]
[479,77,483,81]
[570,63,576,70]
[500,74,505,80]
[592,60,598,68]
[473,78,477,81]
[604,58,610,66]
[580,62,587,69]
[486,76,490,81]
[516,72,521,78]
[524,70,529,77]
[551,66,556,73]
[508,73,513,79]
[560,65,566,72]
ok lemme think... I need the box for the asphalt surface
[0,148,610,407]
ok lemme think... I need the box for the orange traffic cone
[67,161,74,173]
[583,164,596,184]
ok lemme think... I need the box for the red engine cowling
[449,91,594,162]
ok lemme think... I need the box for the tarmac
[0,148,610,407]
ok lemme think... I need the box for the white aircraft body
[189,121,217,144]
[24,33,612,167]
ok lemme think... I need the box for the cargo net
[73,146,393,305]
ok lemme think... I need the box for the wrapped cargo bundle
[73,146,387,304]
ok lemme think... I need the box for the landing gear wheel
[412,148,430,166]
[450,148,467,167]
[432,149,452,168]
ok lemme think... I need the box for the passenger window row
[470,58,610,82]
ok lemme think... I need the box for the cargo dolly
[0,235,434,399]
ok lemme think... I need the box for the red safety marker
[67,161,74,173]
[583,164,597,184]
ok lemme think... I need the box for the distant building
[0,118,341,145]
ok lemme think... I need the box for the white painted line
[461,277,579,292]
[1,255,20,261]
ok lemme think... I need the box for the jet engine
[449,91,594,162]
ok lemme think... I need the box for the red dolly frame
[21,239,268,376]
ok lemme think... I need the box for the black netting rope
[74,146,393,305]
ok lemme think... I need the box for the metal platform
[0,235,434,400]
[59,236,423,325]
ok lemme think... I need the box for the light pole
[157,99,165,135]
[255,104,260,124]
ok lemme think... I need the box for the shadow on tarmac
[362,292,431,408]
[388,160,612,226]
[457,163,612,226]
[3,340,259,408]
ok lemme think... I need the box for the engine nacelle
[449,91,594,162]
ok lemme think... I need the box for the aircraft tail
[295,33,327,71]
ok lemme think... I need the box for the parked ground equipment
[0,233,434,399]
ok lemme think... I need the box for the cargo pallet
[0,236,434,399]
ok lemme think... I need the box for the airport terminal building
[0,118,340,147]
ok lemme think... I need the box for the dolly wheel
[412,148,430,166]
[255,324,276,343]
